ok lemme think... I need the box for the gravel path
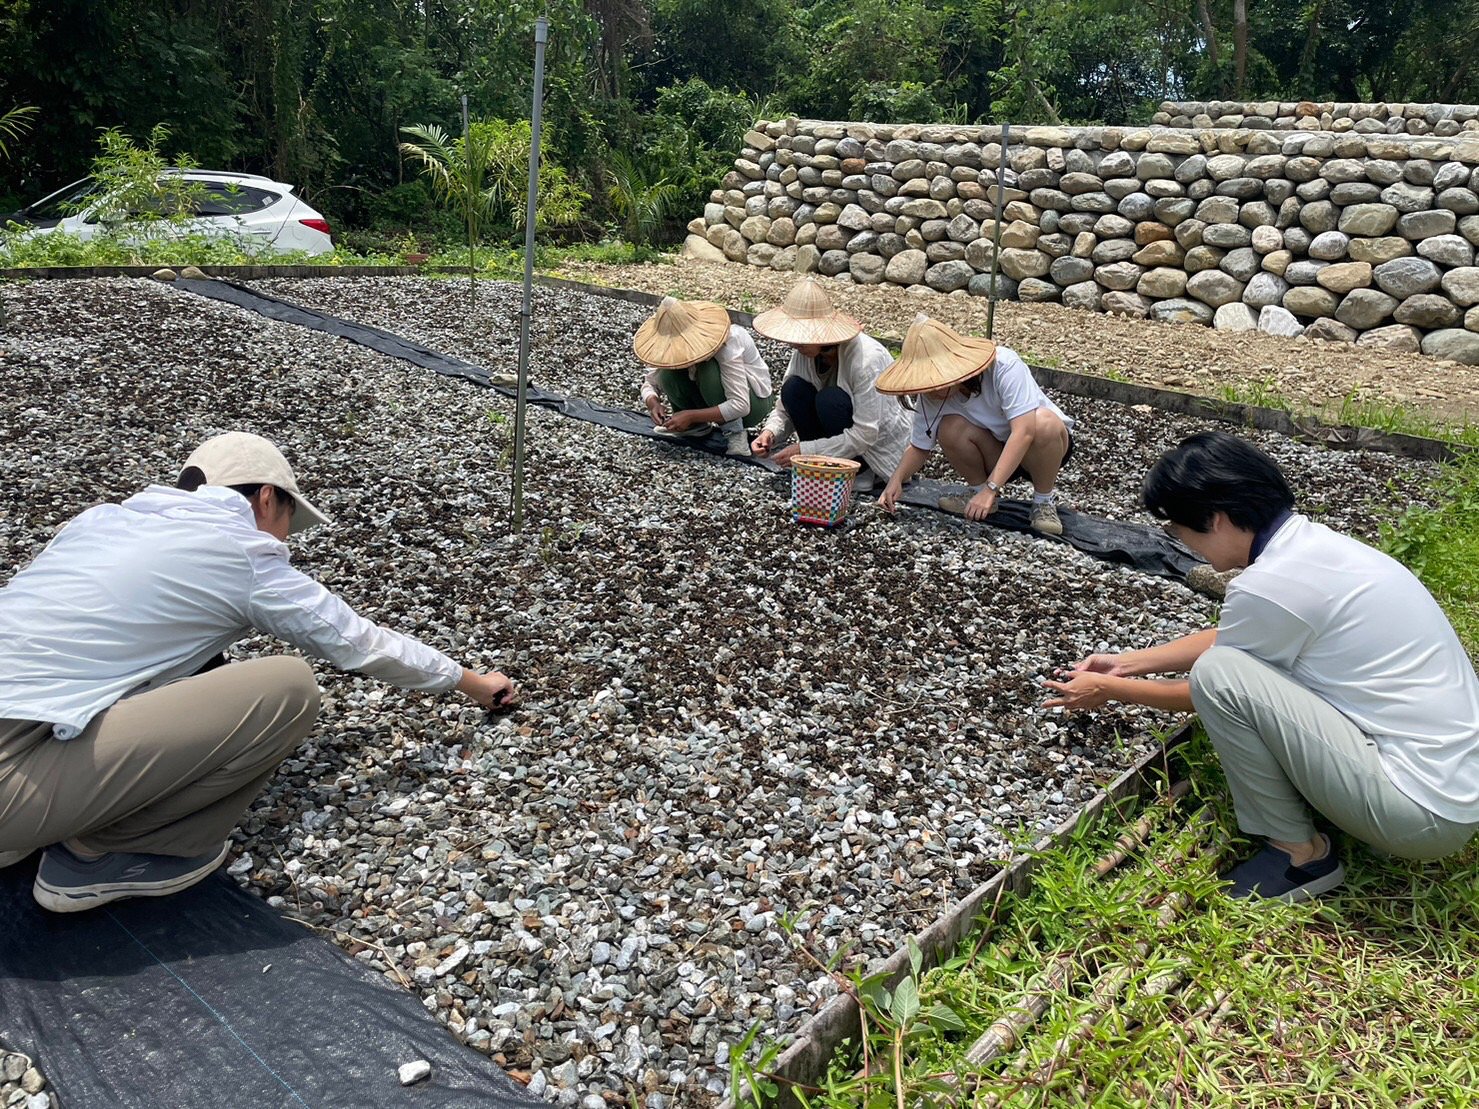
[0,276,1435,1107]
[553,258,1479,427]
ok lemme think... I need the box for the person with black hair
[1044,431,1479,903]
[0,431,516,913]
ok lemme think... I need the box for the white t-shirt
[909,346,1072,450]
[0,485,462,737]
[1217,514,1479,822]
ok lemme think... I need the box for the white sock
[1033,490,1056,505]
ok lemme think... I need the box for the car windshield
[22,179,100,220]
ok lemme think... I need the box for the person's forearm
[1106,677,1194,712]
[1123,629,1217,676]
[684,404,725,424]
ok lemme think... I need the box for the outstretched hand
[457,669,519,713]
[1042,670,1116,711]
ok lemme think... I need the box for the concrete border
[0,264,419,279]
[724,724,1193,1109]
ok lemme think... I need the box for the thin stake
[985,121,1011,340]
[462,94,474,310]
[511,16,549,534]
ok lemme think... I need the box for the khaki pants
[0,656,320,858]
[1189,645,1479,861]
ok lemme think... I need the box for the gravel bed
[0,277,1436,1107]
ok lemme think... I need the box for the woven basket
[790,454,862,527]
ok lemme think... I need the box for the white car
[3,170,335,255]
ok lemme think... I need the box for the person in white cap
[634,296,774,457]
[0,432,516,913]
[749,277,910,489]
[876,315,1073,536]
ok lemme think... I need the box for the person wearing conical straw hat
[876,315,1074,536]
[749,277,910,489]
[633,296,774,457]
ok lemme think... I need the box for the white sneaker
[726,431,752,457]
[651,423,713,439]
[853,467,876,492]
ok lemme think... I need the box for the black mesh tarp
[0,859,537,1108]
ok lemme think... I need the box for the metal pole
[511,16,549,534]
[462,94,474,306]
[985,121,1011,340]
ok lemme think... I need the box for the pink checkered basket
[790,454,862,527]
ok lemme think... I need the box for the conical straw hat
[876,315,998,395]
[632,296,731,368]
[751,277,862,345]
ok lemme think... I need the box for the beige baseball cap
[183,431,330,533]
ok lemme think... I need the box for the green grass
[741,734,1479,1107]
[0,228,676,272]
[1381,449,1479,660]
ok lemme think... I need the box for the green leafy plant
[399,119,586,309]
[605,151,680,246]
[0,104,37,162]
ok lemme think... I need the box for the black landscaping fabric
[0,858,538,1108]
[175,277,1203,582]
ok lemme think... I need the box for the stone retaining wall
[687,119,1479,364]
[1152,101,1479,136]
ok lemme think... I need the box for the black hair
[178,466,296,515]
[955,371,985,398]
[1141,432,1294,533]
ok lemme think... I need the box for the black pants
[782,377,853,441]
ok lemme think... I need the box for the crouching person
[0,432,516,912]
[876,316,1073,535]
[749,277,910,490]
[1044,432,1479,902]
[634,296,774,457]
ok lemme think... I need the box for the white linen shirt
[909,345,1073,450]
[1217,514,1479,823]
[0,484,462,738]
[761,333,911,477]
[638,325,773,423]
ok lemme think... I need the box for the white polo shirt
[1217,514,1479,822]
[0,485,463,738]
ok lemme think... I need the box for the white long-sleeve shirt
[0,485,462,738]
[761,333,911,477]
[638,325,773,423]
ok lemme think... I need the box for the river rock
[1149,297,1213,324]
[1302,318,1358,343]
[1421,328,1479,363]
[1315,261,1372,294]
[1257,305,1305,336]
[1417,234,1475,267]
[1213,303,1258,331]
[1373,257,1443,298]
[1393,293,1461,328]
[1283,286,1340,318]
[1356,323,1422,352]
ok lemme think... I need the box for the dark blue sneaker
[1222,839,1344,903]
[33,842,229,913]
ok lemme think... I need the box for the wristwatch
[984,480,1002,495]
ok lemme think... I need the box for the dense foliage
[1,0,1476,245]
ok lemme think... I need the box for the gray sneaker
[1030,499,1064,536]
[33,841,230,913]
